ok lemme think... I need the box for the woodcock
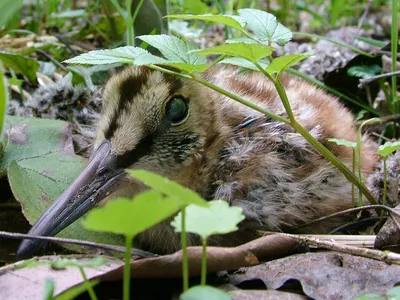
[17,66,386,258]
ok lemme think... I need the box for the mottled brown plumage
[18,66,384,257]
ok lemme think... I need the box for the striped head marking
[95,66,214,173]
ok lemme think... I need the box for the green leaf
[377,141,400,158]
[171,200,244,239]
[64,47,149,65]
[0,62,7,137]
[137,34,207,66]
[0,51,39,83]
[238,9,292,46]
[387,286,400,299]
[0,0,24,28]
[180,285,231,300]
[194,43,273,63]
[327,138,357,149]
[43,279,55,300]
[20,256,107,269]
[167,14,245,31]
[219,57,269,71]
[266,54,311,75]
[51,9,86,18]
[169,20,203,39]
[353,294,385,300]
[180,0,208,14]
[55,280,100,300]
[129,170,208,207]
[82,191,182,236]
[347,65,382,79]
[3,117,123,250]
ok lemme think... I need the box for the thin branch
[358,70,400,89]
[0,231,155,258]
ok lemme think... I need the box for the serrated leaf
[180,285,231,300]
[238,9,292,46]
[266,54,311,75]
[64,46,149,65]
[129,170,208,207]
[219,57,269,71]
[167,14,245,31]
[0,51,39,82]
[327,138,357,148]
[347,65,382,79]
[137,34,206,66]
[82,191,182,236]
[171,200,244,239]
[377,141,400,158]
[194,43,273,63]
[0,0,24,28]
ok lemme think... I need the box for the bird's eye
[165,96,189,125]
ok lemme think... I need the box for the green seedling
[180,285,231,300]
[82,191,182,300]
[129,169,208,292]
[171,200,244,285]
[328,138,357,206]
[20,257,106,300]
[377,141,400,206]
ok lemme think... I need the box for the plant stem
[352,149,355,207]
[125,0,134,46]
[200,238,207,285]
[78,267,98,300]
[123,235,133,300]
[391,0,399,114]
[383,157,387,206]
[181,207,189,292]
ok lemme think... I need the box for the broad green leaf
[137,34,207,66]
[64,47,149,65]
[129,170,208,207]
[194,43,273,63]
[226,37,258,44]
[167,14,245,31]
[266,54,311,75]
[3,117,123,250]
[238,9,292,46]
[219,57,269,71]
[82,191,182,236]
[377,141,400,158]
[327,138,357,149]
[171,200,244,239]
[55,280,100,300]
[43,279,55,300]
[387,286,400,299]
[169,20,203,39]
[180,285,231,300]
[347,65,382,79]
[0,62,7,137]
[0,0,24,28]
[0,51,39,83]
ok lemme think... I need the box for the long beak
[17,140,126,259]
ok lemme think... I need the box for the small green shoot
[171,200,244,285]
[43,278,55,300]
[328,138,357,206]
[377,141,400,206]
[180,285,232,300]
[129,169,208,292]
[82,191,182,300]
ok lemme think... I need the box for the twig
[355,114,400,126]
[267,232,400,264]
[294,205,400,230]
[0,231,155,258]
[358,70,400,89]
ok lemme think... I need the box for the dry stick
[269,232,400,265]
[294,205,400,230]
[0,231,155,258]
[355,114,400,126]
[358,70,400,88]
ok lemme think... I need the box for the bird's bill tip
[16,140,125,259]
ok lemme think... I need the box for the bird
[16,65,387,258]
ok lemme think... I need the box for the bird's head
[17,66,218,258]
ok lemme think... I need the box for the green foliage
[81,191,182,236]
[377,141,400,158]
[180,285,232,300]
[0,0,24,28]
[354,286,400,300]
[266,54,312,75]
[347,65,382,79]
[43,279,55,300]
[55,280,100,300]
[167,14,245,30]
[0,62,7,137]
[171,200,244,239]
[327,138,357,148]
[0,51,39,83]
